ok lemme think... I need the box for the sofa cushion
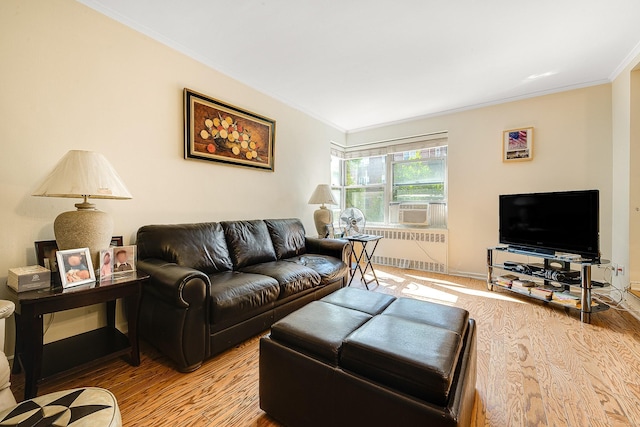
[264,219,307,259]
[321,287,395,315]
[382,297,469,337]
[221,220,277,269]
[240,261,321,299]
[341,315,463,406]
[137,222,233,274]
[270,301,372,365]
[284,255,348,284]
[209,271,280,324]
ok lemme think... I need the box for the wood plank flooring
[10,267,640,426]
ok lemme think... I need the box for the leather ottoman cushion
[241,261,321,299]
[321,287,396,315]
[284,254,348,283]
[382,297,469,337]
[341,315,463,406]
[264,219,307,259]
[209,271,280,324]
[136,222,233,274]
[221,220,277,269]
[271,301,372,365]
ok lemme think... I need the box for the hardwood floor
[10,267,640,426]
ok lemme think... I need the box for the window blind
[331,131,448,159]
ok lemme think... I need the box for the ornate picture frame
[503,127,534,162]
[184,88,276,171]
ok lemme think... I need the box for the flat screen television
[499,190,600,260]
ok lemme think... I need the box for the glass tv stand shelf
[487,246,609,323]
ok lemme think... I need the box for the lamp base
[54,209,113,268]
[313,206,333,237]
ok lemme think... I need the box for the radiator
[365,228,448,273]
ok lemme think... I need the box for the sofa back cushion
[221,220,277,269]
[264,218,307,259]
[136,222,233,274]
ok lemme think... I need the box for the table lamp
[32,150,132,265]
[308,184,338,237]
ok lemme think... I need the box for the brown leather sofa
[136,218,350,372]
[260,287,477,427]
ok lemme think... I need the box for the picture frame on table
[184,88,276,171]
[101,245,137,282]
[36,237,123,286]
[56,248,95,289]
[503,127,534,162]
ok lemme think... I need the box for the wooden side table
[344,235,383,289]
[2,271,148,400]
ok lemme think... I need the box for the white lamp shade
[32,150,132,200]
[308,184,338,206]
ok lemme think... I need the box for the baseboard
[623,291,640,321]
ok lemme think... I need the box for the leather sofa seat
[208,271,280,326]
[240,261,321,299]
[284,254,348,283]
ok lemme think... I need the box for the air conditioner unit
[399,204,429,226]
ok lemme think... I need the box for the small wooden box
[7,265,51,292]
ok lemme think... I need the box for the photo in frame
[56,248,96,288]
[184,88,276,171]
[36,237,124,287]
[503,127,533,162]
[99,245,136,281]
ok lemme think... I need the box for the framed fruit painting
[184,88,276,171]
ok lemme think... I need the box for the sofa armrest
[305,237,352,265]
[137,259,210,308]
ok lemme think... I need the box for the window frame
[332,145,448,228]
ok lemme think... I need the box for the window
[332,145,447,228]
[344,156,385,223]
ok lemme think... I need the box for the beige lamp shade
[308,184,338,237]
[33,150,132,203]
[33,150,132,267]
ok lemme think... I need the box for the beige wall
[348,85,614,277]
[0,0,342,343]
[613,48,640,289]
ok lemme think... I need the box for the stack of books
[552,291,581,307]
[530,287,553,300]
[496,274,519,288]
[511,279,536,294]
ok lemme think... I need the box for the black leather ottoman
[260,288,477,427]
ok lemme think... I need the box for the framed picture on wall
[503,127,534,162]
[184,88,276,171]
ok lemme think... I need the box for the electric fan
[339,208,366,236]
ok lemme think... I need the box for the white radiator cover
[365,227,448,273]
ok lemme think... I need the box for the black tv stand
[487,246,609,323]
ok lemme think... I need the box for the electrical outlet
[612,263,625,276]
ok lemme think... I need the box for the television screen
[499,190,599,259]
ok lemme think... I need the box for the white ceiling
[78,0,640,132]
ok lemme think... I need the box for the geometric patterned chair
[0,300,122,427]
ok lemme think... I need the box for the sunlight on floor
[362,270,407,291]
[402,282,458,304]
[402,273,526,304]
